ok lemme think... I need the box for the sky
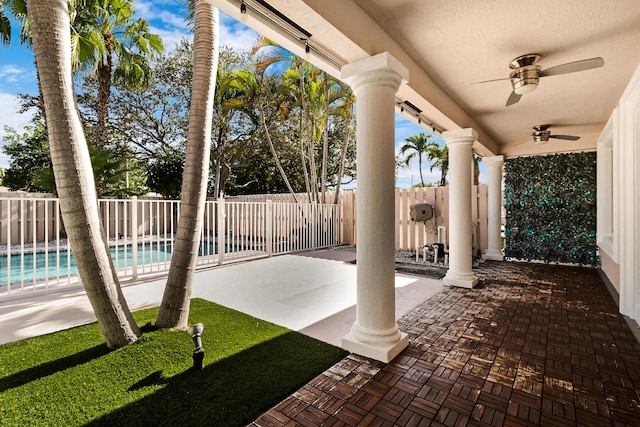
[0,1,482,188]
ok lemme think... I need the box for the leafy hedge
[504,152,597,265]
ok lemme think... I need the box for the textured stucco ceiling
[211,0,640,157]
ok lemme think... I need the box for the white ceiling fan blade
[539,57,604,77]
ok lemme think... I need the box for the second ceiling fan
[476,53,604,106]
[531,124,580,144]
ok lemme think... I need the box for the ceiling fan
[475,53,604,106]
[531,124,580,144]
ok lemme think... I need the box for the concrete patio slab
[0,252,443,348]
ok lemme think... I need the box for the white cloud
[0,93,31,131]
[219,14,260,52]
[396,156,441,188]
[135,4,258,53]
[0,65,26,83]
[136,0,187,26]
[155,8,191,29]
[150,25,192,50]
[135,1,192,50]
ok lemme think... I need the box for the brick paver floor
[250,261,640,426]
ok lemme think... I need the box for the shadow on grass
[86,331,348,427]
[0,344,111,393]
[0,323,158,394]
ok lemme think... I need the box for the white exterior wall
[598,64,640,323]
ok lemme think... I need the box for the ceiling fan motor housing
[510,65,541,95]
[532,124,551,144]
[533,131,551,144]
[509,53,542,95]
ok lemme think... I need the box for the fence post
[217,195,225,265]
[131,196,138,280]
[266,200,273,257]
[6,199,12,293]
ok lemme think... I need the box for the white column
[340,52,409,363]
[443,128,478,288]
[483,156,504,261]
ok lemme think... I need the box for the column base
[443,270,478,288]
[483,250,504,261]
[342,325,408,363]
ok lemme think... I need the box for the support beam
[442,128,479,288]
[484,156,505,261]
[340,52,409,363]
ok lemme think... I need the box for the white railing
[0,196,342,296]
[233,186,490,253]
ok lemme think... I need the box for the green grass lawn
[0,298,348,426]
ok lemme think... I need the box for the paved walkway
[251,261,640,426]
[0,249,442,347]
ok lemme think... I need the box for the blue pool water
[0,241,221,285]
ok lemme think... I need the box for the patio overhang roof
[208,0,640,158]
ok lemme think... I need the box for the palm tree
[473,153,482,185]
[254,37,317,201]
[426,142,449,187]
[156,0,218,329]
[211,66,236,198]
[311,71,352,203]
[212,66,259,198]
[71,0,163,147]
[2,0,50,125]
[1,0,31,46]
[400,132,434,186]
[332,86,355,204]
[219,56,301,201]
[259,99,301,204]
[0,1,11,46]
[254,39,354,203]
[26,0,140,348]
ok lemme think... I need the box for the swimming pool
[0,241,224,285]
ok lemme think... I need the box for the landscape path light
[186,323,205,370]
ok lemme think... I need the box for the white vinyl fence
[0,196,342,296]
[234,185,490,253]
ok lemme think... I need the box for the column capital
[341,52,409,92]
[443,128,478,146]
[483,155,505,167]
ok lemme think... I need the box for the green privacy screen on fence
[504,151,597,266]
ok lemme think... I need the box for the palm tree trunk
[261,109,300,204]
[333,105,353,205]
[27,0,140,348]
[320,72,329,204]
[214,126,225,199]
[299,111,311,202]
[156,0,218,329]
[306,130,319,202]
[298,66,319,203]
[96,54,112,147]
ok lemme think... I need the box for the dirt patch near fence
[328,245,448,280]
[394,262,448,280]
